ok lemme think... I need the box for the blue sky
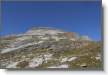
[1,1,102,40]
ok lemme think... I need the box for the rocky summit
[0,27,102,69]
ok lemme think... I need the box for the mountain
[0,27,102,69]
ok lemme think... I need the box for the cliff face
[0,27,102,69]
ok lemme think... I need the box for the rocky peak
[25,27,64,36]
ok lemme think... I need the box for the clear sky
[1,1,102,40]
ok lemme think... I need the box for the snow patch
[48,64,68,68]
[29,53,52,68]
[1,41,44,54]
[80,63,87,67]
[16,36,32,41]
[61,57,77,63]
[61,57,68,63]
[68,57,77,61]
[44,53,53,63]
[51,36,60,41]
[29,57,43,68]
[70,38,76,41]
[95,57,101,60]
[38,41,44,43]
[41,37,49,40]
[95,53,101,60]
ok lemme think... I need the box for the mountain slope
[0,27,102,69]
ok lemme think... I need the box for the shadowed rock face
[0,27,102,69]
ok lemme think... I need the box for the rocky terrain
[0,27,102,69]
